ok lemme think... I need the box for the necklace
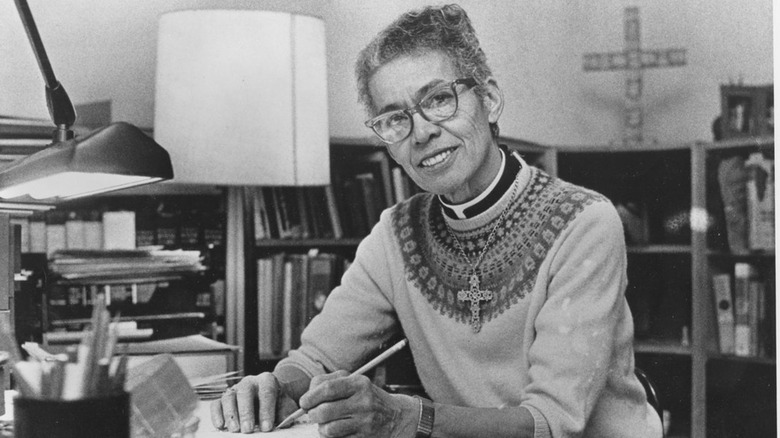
[442,176,520,333]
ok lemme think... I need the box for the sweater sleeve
[275,213,401,384]
[521,201,630,437]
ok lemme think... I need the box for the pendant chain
[442,176,520,278]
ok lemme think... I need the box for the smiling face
[367,51,504,203]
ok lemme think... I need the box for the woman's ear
[482,78,504,124]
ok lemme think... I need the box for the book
[102,211,136,250]
[83,211,103,250]
[269,253,286,355]
[392,167,411,203]
[252,188,269,241]
[356,173,381,229]
[65,212,86,249]
[12,217,30,253]
[324,185,344,239]
[257,257,274,356]
[295,189,312,239]
[29,214,47,254]
[717,155,749,252]
[745,152,774,250]
[733,262,757,356]
[45,211,67,257]
[748,279,767,357]
[711,273,735,354]
[260,187,280,239]
[305,253,338,324]
[341,179,369,237]
[305,186,335,239]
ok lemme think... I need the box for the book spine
[252,188,268,241]
[103,211,136,250]
[46,212,68,257]
[281,260,293,354]
[12,218,30,254]
[257,258,273,356]
[711,273,735,355]
[733,262,755,356]
[324,185,344,239]
[29,217,47,254]
[392,167,410,203]
[356,173,380,228]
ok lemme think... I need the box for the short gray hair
[355,4,499,137]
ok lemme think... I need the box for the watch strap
[414,395,434,438]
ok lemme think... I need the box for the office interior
[0,1,774,437]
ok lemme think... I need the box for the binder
[711,273,735,354]
[733,262,757,356]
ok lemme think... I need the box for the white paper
[193,401,319,437]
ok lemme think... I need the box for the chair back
[635,367,664,436]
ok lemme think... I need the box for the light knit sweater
[276,159,662,438]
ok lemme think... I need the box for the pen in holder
[13,296,131,438]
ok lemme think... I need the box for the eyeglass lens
[373,85,459,143]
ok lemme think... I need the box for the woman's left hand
[299,370,419,438]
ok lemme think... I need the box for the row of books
[712,262,774,358]
[256,252,348,356]
[252,151,422,242]
[717,151,774,252]
[13,202,224,256]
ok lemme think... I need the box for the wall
[0,0,772,147]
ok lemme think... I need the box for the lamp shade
[0,122,173,204]
[154,10,330,186]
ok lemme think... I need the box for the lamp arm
[14,0,76,142]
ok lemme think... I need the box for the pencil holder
[13,391,130,438]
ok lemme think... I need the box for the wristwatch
[414,395,434,438]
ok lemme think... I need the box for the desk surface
[2,391,318,437]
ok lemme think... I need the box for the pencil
[275,338,409,430]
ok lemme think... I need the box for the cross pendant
[457,273,494,333]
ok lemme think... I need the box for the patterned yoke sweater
[276,157,662,438]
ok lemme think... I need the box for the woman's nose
[410,112,441,146]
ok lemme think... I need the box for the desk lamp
[2,0,174,208]
[0,0,174,405]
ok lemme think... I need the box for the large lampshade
[154,10,330,186]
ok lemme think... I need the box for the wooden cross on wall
[583,7,686,146]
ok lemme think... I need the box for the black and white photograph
[0,1,774,437]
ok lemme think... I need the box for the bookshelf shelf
[707,353,776,366]
[627,244,692,254]
[635,340,691,356]
[256,238,366,248]
[706,249,775,258]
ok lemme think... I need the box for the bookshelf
[238,136,775,437]
[555,137,775,437]
[555,143,695,437]
[13,192,228,350]
[691,136,775,438]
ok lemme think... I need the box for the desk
[1,391,318,437]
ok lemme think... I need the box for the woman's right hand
[210,372,298,433]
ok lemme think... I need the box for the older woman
[212,4,662,437]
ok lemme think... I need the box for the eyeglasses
[365,78,478,144]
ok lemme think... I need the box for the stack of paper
[48,248,205,281]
